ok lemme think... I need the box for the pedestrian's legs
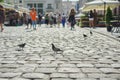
[71,26,72,30]
[71,25,73,30]
[0,24,3,32]
[63,22,65,28]
[58,22,60,28]
[32,21,34,29]
[89,20,92,28]
[62,22,65,28]
[71,23,73,30]
[39,20,41,26]
[34,21,36,29]
[32,21,36,30]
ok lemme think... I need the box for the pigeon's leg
[21,48,24,51]
[53,51,56,55]
[84,37,86,40]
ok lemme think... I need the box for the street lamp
[118,0,120,22]
[67,0,69,16]
[103,1,106,21]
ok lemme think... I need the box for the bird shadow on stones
[15,48,24,51]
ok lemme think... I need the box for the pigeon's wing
[18,44,22,47]
[55,47,62,51]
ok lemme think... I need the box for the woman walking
[0,5,5,32]
[57,14,61,28]
[88,10,94,28]
[68,9,76,30]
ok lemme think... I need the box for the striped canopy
[81,0,119,12]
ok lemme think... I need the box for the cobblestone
[50,73,69,78]
[35,68,57,73]
[22,73,49,79]
[0,25,120,79]
[0,72,22,78]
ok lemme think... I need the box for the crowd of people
[22,7,76,31]
[0,5,78,32]
[0,4,99,32]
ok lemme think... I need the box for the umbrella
[82,0,119,12]
[0,3,14,9]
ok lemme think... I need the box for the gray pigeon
[17,43,26,50]
[51,43,63,53]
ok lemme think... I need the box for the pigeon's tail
[59,49,63,52]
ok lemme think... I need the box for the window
[19,0,22,3]
[34,3,36,8]
[47,4,52,9]
[38,3,43,8]
[27,4,33,9]
[37,3,43,14]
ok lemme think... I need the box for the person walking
[93,9,98,28]
[49,12,54,28]
[0,5,5,32]
[68,9,76,30]
[57,14,61,28]
[53,14,57,27]
[25,13,32,29]
[45,13,49,27]
[30,7,37,30]
[38,12,42,26]
[61,13,66,28]
[88,10,94,28]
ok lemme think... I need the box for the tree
[0,0,4,2]
[106,6,112,26]
[106,6,113,32]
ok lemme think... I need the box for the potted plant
[106,6,113,32]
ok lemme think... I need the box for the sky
[62,0,79,1]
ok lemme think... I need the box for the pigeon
[90,31,93,36]
[51,43,63,53]
[83,34,87,38]
[17,43,26,50]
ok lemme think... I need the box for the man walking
[30,7,37,30]
[38,12,42,26]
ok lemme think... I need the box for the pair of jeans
[32,20,36,29]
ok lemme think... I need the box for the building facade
[62,1,77,16]
[4,0,62,14]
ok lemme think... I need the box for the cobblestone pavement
[0,25,120,80]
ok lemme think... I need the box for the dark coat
[0,5,5,23]
[68,15,76,26]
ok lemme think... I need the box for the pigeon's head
[51,43,54,46]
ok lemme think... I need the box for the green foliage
[106,7,112,25]
[0,0,4,2]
